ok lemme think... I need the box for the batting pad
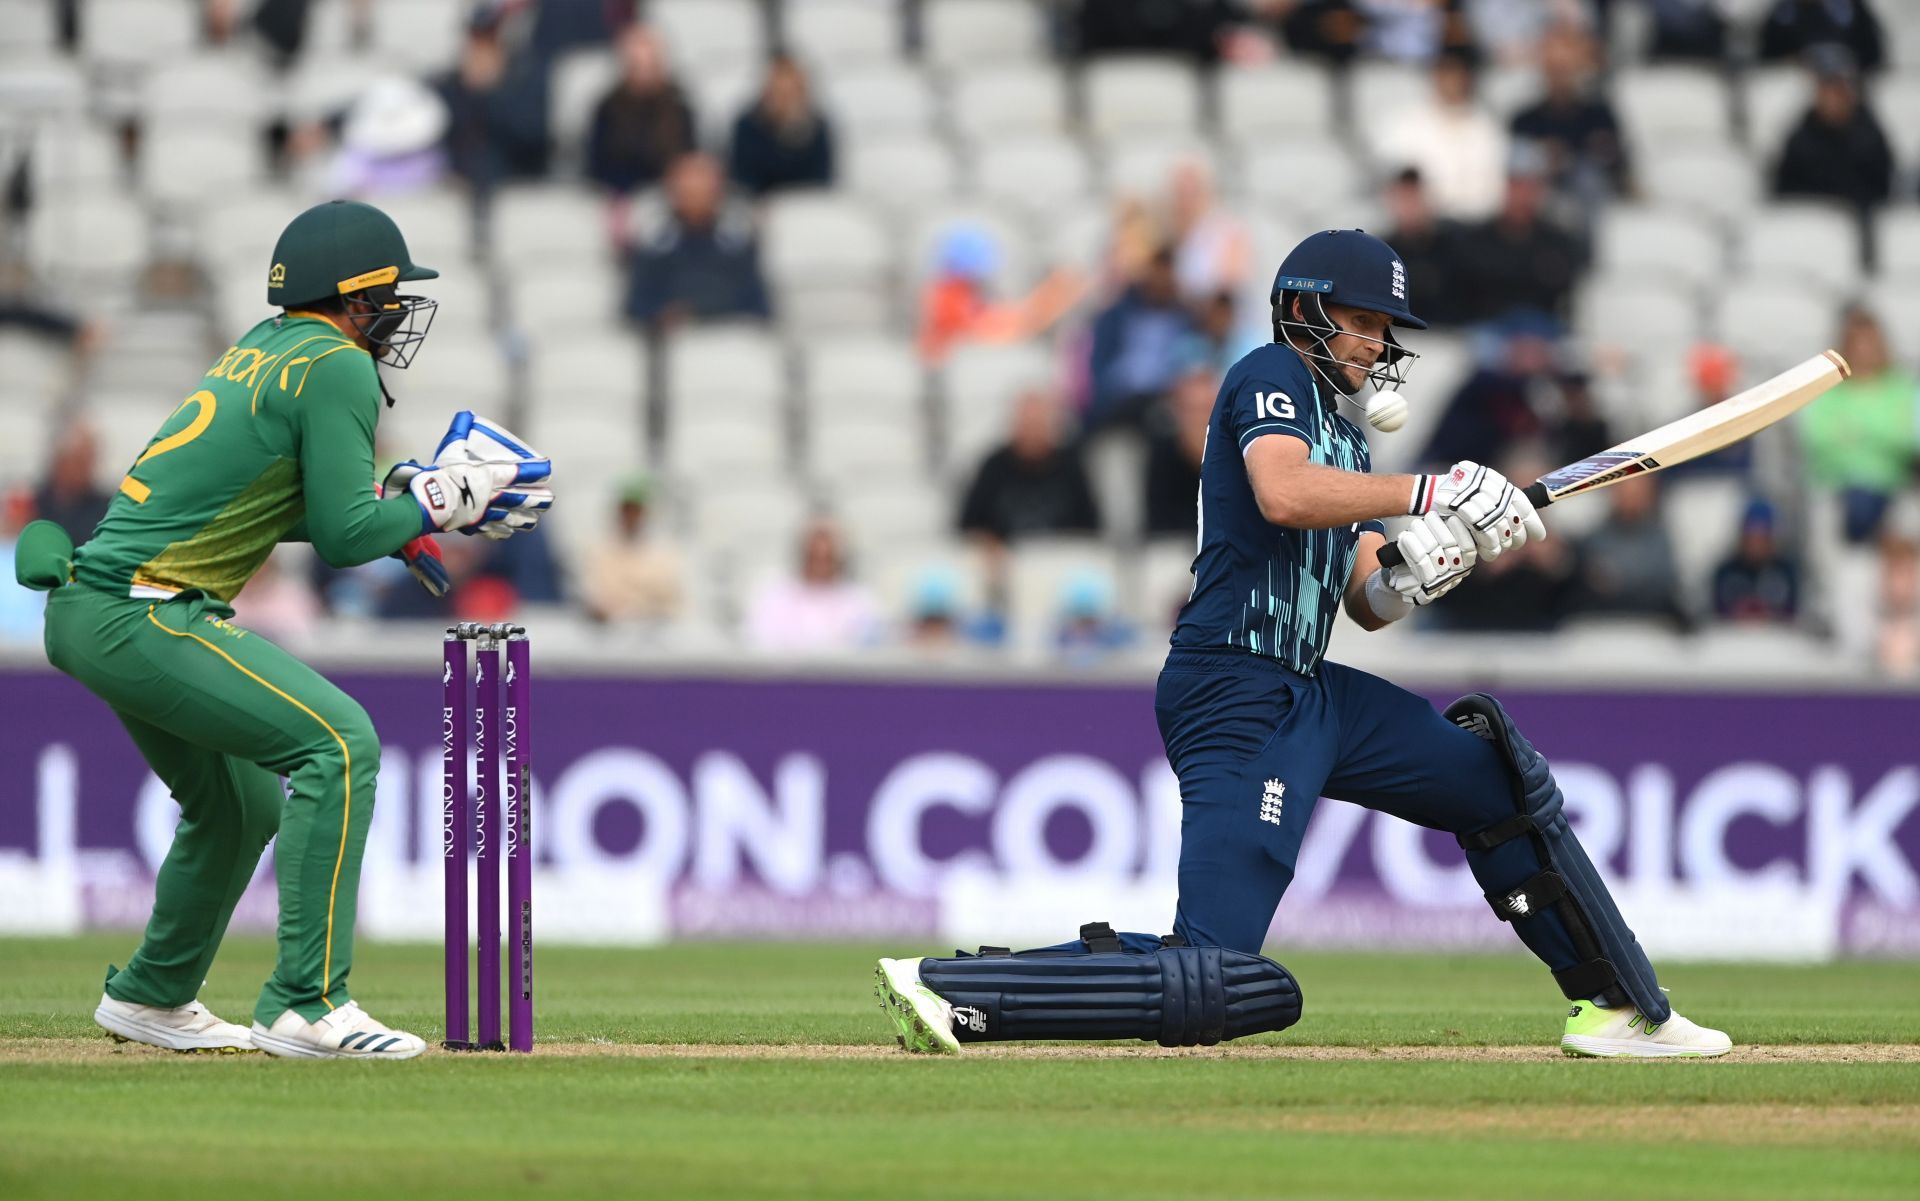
[1447,693,1671,1023]
[917,942,1302,1047]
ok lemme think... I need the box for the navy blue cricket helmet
[1270,229,1424,396]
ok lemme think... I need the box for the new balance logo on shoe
[953,1006,987,1034]
[1259,779,1285,826]
[1508,892,1532,916]
[1455,713,1495,740]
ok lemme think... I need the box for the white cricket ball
[1365,389,1408,433]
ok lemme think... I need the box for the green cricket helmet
[268,199,439,370]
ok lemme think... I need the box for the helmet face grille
[350,285,437,369]
[1275,289,1419,397]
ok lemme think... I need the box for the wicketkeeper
[16,200,555,1058]
[877,230,1732,1059]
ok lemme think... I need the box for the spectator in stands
[1452,147,1585,324]
[745,515,881,654]
[728,55,834,198]
[1419,317,1559,468]
[1145,359,1215,538]
[1053,571,1135,667]
[582,475,684,625]
[0,488,46,642]
[1574,476,1688,628]
[532,0,633,54]
[1668,344,1754,477]
[1087,247,1196,429]
[959,387,1102,545]
[1357,0,1466,63]
[587,24,696,196]
[1800,305,1918,543]
[30,419,110,543]
[0,261,98,354]
[1644,0,1729,61]
[1265,1,1366,65]
[1381,167,1472,327]
[1072,0,1243,63]
[327,76,451,198]
[625,153,772,329]
[1759,0,1884,73]
[1194,289,1259,371]
[1168,159,1251,305]
[1376,49,1508,222]
[1551,370,1614,466]
[1879,539,1919,678]
[432,7,551,189]
[1711,498,1801,625]
[1771,49,1893,214]
[1465,0,1556,65]
[916,224,1084,366]
[1510,21,1629,217]
[901,566,1005,653]
[233,548,322,644]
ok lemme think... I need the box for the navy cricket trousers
[1154,649,1584,977]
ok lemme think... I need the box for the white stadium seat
[489,185,612,268]
[1638,141,1761,223]
[1480,64,1542,120]
[923,0,1047,69]
[1594,205,1726,294]
[940,341,1053,469]
[1713,280,1837,372]
[143,54,271,122]
[818,65,941,140]
[1102,143,1220,200]
[1742,65,1811,153]
[835,480,950,550]
[666,416,788,477]
[1238,139,1364,210]
[807,416,927,481]
[801,335,925,419]
[368,189,477,268]
[650,0,767,72]
[947,65,1071,144]
[662,326,789,414]
[398,331,509,409]
[548,49,621,165]
[1005,538,1125,645]
[1876,207,1920,280]
[761,193,892,289]
[687,478,809,554]
[1218,63,1338,143]
[1616,66,1735,147]
[844,136,963,213]
[973,136,1095,219]
[368,0,468,69]
[30,194,148,277]
[1862,282,1920,364]
[1574,275,1702,359]
[1083,57,1203,141]
[1736,203,1863,293]
[526,332,648,407]
[82,0,197,62]
[513,262,630,339]
[284,54,407,125]
[1348,61,1428,127]
[688,68,764,148]
[0,0,57,55]
[141,124,266,206]
[786,0,901,67]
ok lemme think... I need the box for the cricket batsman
[15,200,553,1058]
[877,230,1732,1059]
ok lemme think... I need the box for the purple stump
[505,629,534,1053]
[474,633,504,1050]
[441,631,470,1049]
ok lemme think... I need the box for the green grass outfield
[3,937,1917,1201]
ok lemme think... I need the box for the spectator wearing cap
[1667,345,1755,478]
[1759,0,1884,73]
[1771,49,1893,214]
[728,56,835,198]
[958,387,1102,547]
[901,566,1006,653]
[582,475,684,625]
[1451,146,1585,325]
[1510,21,1629,216]
[1799,305,1918,543]
[1711,499,1801,625]
[1052,571,1134,667]
[625,153,772,330]
[915,224,1085,366]
[1376,49,1509,222]
[588,24,697,195]
[431,9,551,189]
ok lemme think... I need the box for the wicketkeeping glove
[387,411,555,539]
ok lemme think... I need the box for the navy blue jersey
[1169,343,1384,675]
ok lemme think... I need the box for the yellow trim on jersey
[129,575,182,596]
[336,265,400,294]
[143,606,352,1012]
[295,343,364,397]
[257,334,352,413]
[119,476,152,503]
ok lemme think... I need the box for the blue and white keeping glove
[385,412,555,540]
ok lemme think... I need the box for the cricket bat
[1378,349,1850,570]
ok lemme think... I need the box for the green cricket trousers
[44,582,380,1026]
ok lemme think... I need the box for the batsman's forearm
[1254,459,1423,529]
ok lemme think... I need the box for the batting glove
[1414,461,1546,561]
[1386,512,1477,604]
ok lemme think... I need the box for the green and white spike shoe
[875,958,960,1055]
[1562,1000,1732,1058]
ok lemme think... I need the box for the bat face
[1533,350,1850,507]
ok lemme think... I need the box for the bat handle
[1374,480,1555,571]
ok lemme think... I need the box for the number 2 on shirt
[1255,391,1295,420]
[119,390,217,504]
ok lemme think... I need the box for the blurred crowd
[4,0,1919,677]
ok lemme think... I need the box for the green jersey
[75,314,425,601]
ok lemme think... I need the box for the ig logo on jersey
[1255,392,1295,420]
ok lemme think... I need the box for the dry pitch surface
[3,938,1917,1201]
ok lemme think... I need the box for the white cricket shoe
[875,957,960,1055]
[1562,1001,1732,1058]
[94,992,256,1054]
[251,1001,427,1060]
